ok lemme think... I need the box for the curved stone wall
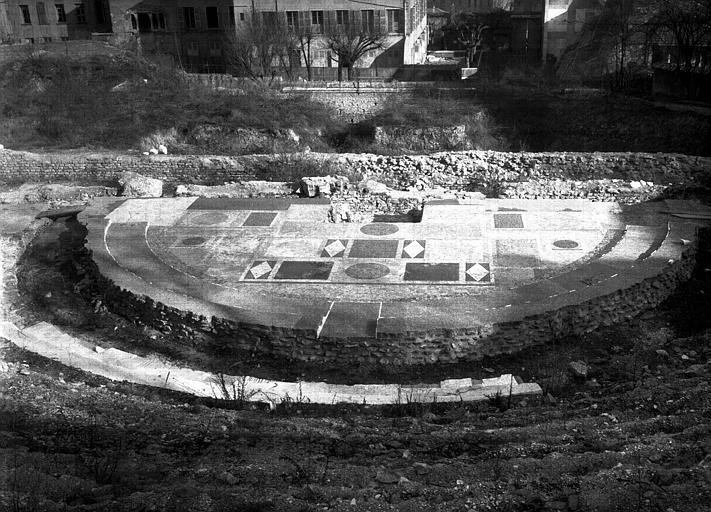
[76,212,699,366]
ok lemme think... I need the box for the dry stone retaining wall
[0,218,52,324]
[1,149,708,192]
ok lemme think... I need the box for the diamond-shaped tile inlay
[245,260,276,279]
[321,239,347,257]
[494,213,524,229]
[402,240,426,258]
[466,262,491,282]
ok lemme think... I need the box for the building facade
[509,0,600,62]
[0,0,111,43]
[107,0,427,74]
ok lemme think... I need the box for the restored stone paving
[80,197,702,342]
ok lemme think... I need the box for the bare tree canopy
[224,9,296,83]
[324,11,387,81]
[647,0,711,72]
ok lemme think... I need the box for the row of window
[180,7,404,34]
[18,2,105,25]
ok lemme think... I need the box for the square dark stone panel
[274,261,333,280]
[404,263,460,282]
[348,239,399,259]
[242,212,278,227]
[494,213,524,229]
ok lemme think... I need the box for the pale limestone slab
[425,239,488,262]
[107,197,197,225]
[263,237,323,258]
[283,204,332,222]
[7,322,542,405]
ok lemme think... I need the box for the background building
[106,0,427,74]
[0,0,111,43]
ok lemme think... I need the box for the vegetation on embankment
[0,53,710,157]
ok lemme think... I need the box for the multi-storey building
[542,0,599,60]
[108,0,427,74]
[510,0,600,62]
[0,0,111,43]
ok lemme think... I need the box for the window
[137,12,151,32]
[36,3,48,24]
[183,7,196,28]
[228,6,235,26]
[387,9,403,33]
[158,13,165,29]
[239,12,244,21]
[151,13,158,29]
[262,11,276,26]
[209,41,221,56]
[311,10,323,33]
[336,10,348,26]
[361,9,374,32]
[205,6,218,28]
[19,5,32,24]
[43,36,52,42]
[186,41,199,56]
[286,10,298,29]
[75,3,86,24]
[130,13,136,29]
[94,0,105,24]
[55,3,66,22]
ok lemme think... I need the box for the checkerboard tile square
[245,260,277,279]
[348,239,399,259]
[402,240,426,258]
[494,213,524,229]
[274,261,333,280]
[242,212,278,227]
[321,239,347,257]
[466,262,491,282]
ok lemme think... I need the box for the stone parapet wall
[333,151,711,191]
[0,150,254,186]
[2,149,708,195]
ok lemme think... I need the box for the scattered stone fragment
[158,144,168,155]
[568,360,590,378]
[118,171,163,198]
[376,468,400,484]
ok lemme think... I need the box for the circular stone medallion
[360,223,399,236]
[553,239,579,249]
[182,236,206,246]
[193,212,229,225]
[345,263,390,280]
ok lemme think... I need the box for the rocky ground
[2,210,711,511]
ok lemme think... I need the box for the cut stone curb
[0,321,542,406]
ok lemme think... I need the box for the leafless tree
[646,0,711,72]
[451,13,489,68]
[292,23,316,81]
[224,8,295,82]
[325,11,387,81]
